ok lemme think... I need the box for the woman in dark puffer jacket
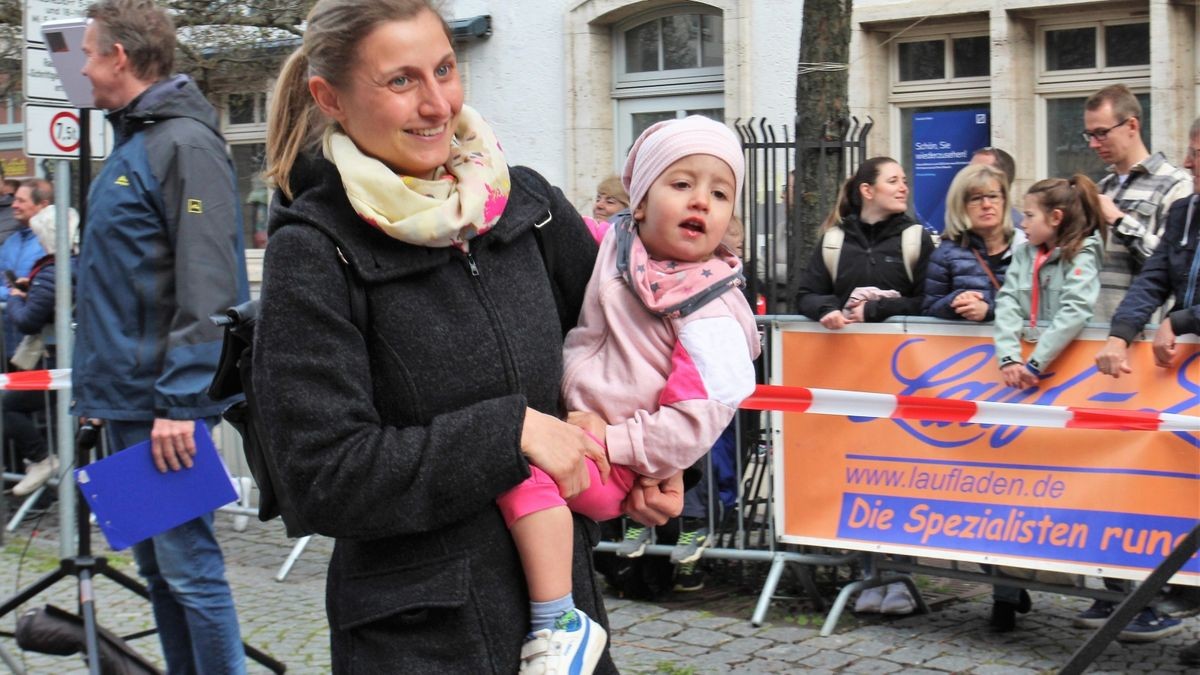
[923,163,1024,322]
[923,162,1032,632]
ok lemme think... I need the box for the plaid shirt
[1094,151,1192,322]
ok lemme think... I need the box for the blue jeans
[106,419,246,675]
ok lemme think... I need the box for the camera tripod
[0,423,285,674]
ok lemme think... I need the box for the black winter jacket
[794,212,935,322]
[922,232,1015,321]
[1110,195,1200,342]
[254,154,615,673]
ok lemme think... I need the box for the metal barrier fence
[3,316,1196,640]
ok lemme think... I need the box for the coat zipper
[458,248,522,391]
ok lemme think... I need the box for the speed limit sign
[23,103,112,158]
[49,109,79,152]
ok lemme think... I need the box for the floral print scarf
[323,105,510,250]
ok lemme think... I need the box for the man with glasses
[1080,103,1196,643]
[1082,84,1191,322]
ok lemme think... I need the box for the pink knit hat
[622,116,745,214]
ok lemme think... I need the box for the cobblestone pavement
[0,506,1195,674]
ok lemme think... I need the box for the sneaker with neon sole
[670,527,710,564]
[615,526,651,558]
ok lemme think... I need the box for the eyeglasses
[1080,117,1133,143]
[966,192,1003,206]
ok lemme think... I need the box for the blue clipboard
[75,421,238,550]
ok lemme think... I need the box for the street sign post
[24,45,68,103]
[23,104,111,159]
[24,0,90,44]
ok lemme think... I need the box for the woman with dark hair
[795,158,934,615]
[253,1,682,670]
[795,157,935,329]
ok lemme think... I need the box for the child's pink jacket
[561,218,761,479]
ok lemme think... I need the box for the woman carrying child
[253,1,683,671]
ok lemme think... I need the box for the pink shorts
[497,459,637,527]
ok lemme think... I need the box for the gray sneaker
[670,527,710,564]
[615,526,652,558]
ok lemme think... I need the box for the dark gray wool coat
[254,152,618,673]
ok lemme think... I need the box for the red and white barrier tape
[5,370,1194,432]
[0,368,72,391]
[742,384,1199,433]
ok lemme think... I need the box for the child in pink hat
[498,116,761,674]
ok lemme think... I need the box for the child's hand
[566,411,610,485]
[1000,363,1038,390]
[565,410,606,440]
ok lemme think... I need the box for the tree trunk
[790,0,852,306]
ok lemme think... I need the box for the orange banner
[772,321,1199,585]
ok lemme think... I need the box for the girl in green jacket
[994,175,1108,390]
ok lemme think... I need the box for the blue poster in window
[912,109,991,233]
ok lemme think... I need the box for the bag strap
[970,247,1002,291]
[822,226,844,282]
[901,224,923,283]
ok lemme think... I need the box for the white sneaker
[13,455,58,497]
[518,609,607,675]
[854,585,885,613]
[880,582,916,615]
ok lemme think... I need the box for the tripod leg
[275,536,312,582]
[79,568,102,675]
[0,567,68,618]
[94,560,151,599]
[0,641,25,674]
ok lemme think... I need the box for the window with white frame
[887,25,992,226]
[223,92,270,251]
[894,33,989,88]
[612,6,725,163]
[1037,19,1151,181]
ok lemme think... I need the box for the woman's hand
[1000,363,1038,390]
[820,309,850,330]
[845,302,867,323]
[951,291,988,322]
[520,408,602,499]
[565,410,610,484]
[623,472,684,526]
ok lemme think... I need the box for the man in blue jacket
[0,180,48,361]
[75,1,249,672]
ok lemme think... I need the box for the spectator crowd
[0,1,1196,669]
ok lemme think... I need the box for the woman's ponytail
[1027,174,1106,260]
[264,48,323,201]
[1068,173,1106,245]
